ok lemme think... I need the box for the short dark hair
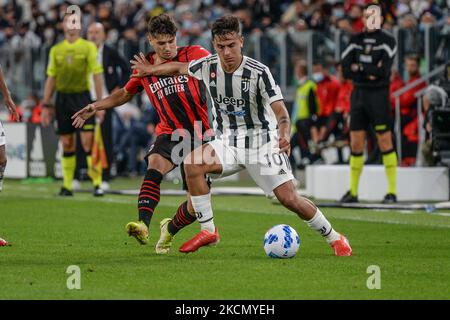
[148,13,178,37]
[405,54,420,65]
[211,15,241,40]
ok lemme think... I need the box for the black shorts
[350,87,392,133]
[144,134,208,191]
[313,116,328,128]
[55,91,94,135]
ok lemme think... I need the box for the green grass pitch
[1,178,449,299]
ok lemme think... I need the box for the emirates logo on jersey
[148,75,189,99]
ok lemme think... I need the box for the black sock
[167,201,196,235]
[138,169,163,227]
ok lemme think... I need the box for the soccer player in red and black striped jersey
[72,14,211,253]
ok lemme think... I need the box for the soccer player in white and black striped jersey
[131,15,352,256]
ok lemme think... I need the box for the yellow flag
[92,123,108,172]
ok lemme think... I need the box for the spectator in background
[306,9,326,31]
[113,101,159,176]
[399,14,422,56]
[348,4,365,33]
[87,22,131,187]
[10,22,41,50]
[312,60,340,146]
[9,92,41,124]
[281,0,308,28]
[390,55,426,166]
[435,15,450,65]
[290,60,318,169]
[113,101,145,176]
[421,61,450,166]
[320,63,353,164]
[336,16,354,34]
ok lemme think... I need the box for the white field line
[4,188,450,229]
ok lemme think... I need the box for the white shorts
[207,137,294,195]
[0,121,5,147]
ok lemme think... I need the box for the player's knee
[350,139,364,153]
[184,162,205,179]
[80,141,92,153]
[277,192,298,210]
[0,156,6,167]
[61,140,75,152]
[377,133,393,151]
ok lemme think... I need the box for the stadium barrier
[306,164,449,201]
[3,123,61,179]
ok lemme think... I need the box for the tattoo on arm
[278,116,290,126]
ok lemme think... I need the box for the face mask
[24,109,31,120]
[333,9,345,19]
[47,11,57,21]
[183,21,193,30]
[312,72,324,83]
[44,28,54,41]
[419,23,431,31]
[397,3,410,17]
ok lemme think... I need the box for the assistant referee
[340,5,398,204]
[41,13,105,197]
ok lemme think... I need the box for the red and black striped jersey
[124,45,211,139]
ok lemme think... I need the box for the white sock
[190,193,215,233]
[306,208,341,244]
[0,165,5,192]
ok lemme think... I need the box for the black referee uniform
[341,29,397,133]
[340,28,398,204]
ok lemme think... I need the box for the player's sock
[349,152,364,197]
[190,193,215,233]
[61,152,76,191]
[167,201,196,236]
[0,164,5,191]
[86,154,102,187]
[382,149,397,195]
[138,169,163,227]
[306,208,341,244]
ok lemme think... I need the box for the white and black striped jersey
[188,54,284,148]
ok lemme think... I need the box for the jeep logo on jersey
[214,94,245,107]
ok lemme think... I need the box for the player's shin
[349,152,364,196]
[138,169,163,227]
[61,152,76,191]
[167,201,196,235]
[0,164,5,191]
[190,193,215,233]
[86,153,102,187]
[382,149,397,195]
[305,207,341,244]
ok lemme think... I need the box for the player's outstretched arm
[271,100,291,156]
[130,52,189,77]
[71,88,133,128]
[0,65,18,121]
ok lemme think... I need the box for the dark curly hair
[211,15,241,40]
[148,14,178,37]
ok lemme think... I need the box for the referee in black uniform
[340,5,398,204]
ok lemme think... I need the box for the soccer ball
[263,224,300,258]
